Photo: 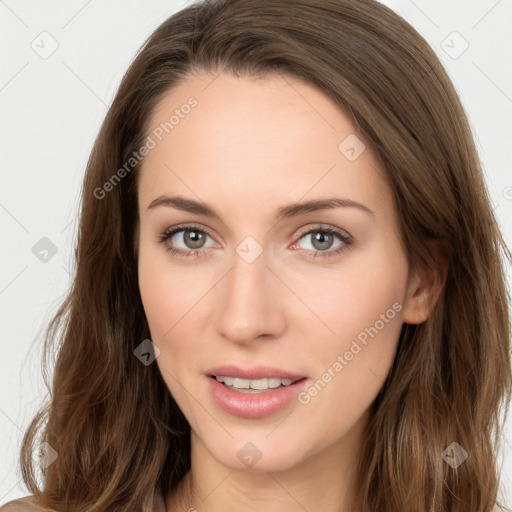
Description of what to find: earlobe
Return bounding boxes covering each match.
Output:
[401,240,450,325]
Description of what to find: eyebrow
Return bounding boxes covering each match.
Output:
[147,195,375,221]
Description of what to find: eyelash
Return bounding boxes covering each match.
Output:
[157,223,353,260]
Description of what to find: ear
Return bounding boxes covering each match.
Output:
[401,240,450,325]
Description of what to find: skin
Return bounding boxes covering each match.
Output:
[137,70,443,512]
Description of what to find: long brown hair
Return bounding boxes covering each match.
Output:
[14,0,511,510]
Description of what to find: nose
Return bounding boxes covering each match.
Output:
[214,245,286,345]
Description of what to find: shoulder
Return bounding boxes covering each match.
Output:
[0,496,52,511]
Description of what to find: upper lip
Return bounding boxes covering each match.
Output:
[206,365,307,381]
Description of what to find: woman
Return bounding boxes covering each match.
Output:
[2,0,510,510]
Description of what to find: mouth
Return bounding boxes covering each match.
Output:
[206,370,310,418]
[209,375,307,394]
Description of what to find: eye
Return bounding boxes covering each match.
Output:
[292,224,353,260]
[157,223,353,260]
[157,223,216,258]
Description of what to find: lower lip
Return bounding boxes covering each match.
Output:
[207,376,308,419]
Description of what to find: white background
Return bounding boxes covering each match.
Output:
[1,0,511,507]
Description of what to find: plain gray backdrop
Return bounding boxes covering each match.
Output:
[1,0,511,507]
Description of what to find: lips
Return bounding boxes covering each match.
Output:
[207,373,309,418]
[205,364,307,381]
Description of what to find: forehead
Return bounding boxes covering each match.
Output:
[138,70,390,218]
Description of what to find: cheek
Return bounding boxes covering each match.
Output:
[137,243,218,392]
[137,250,197,401]
[138,251,171,334]
[138,237,204,337]
[137,243,211,424]
[294,239,407,420]
[292,237,408,354]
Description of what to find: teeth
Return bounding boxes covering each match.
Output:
[215,376,296,390]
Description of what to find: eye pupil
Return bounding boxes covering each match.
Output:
[312,231,333,251]
[184,230,205,249]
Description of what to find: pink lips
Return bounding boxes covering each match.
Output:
[205,365,308,419]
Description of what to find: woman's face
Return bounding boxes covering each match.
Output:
[137,70,420,473]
